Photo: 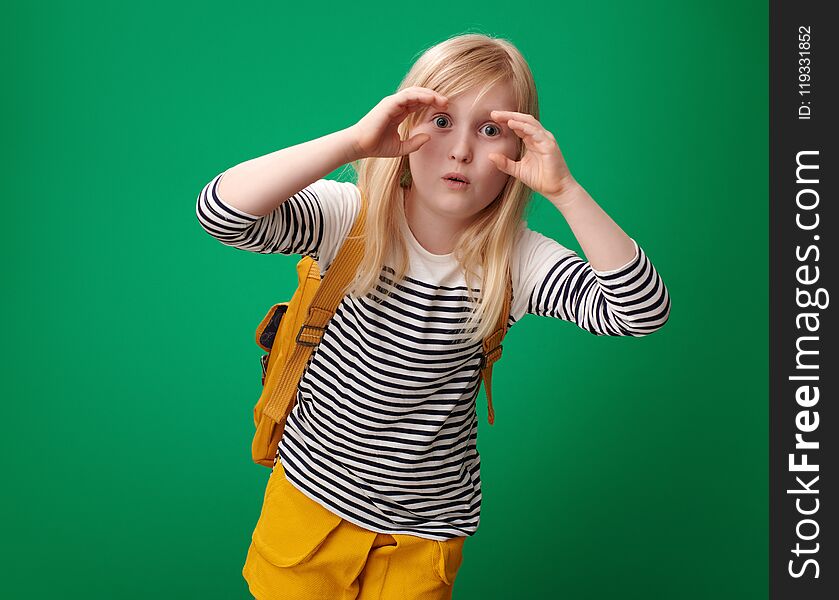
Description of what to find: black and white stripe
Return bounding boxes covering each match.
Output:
[527,239,671,336]
[279,272,487,539]
[197,171,671,540]
[195,171,323,258]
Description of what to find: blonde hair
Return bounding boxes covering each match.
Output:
[345,32,539,345]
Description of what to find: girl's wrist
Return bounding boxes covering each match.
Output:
[342,125,365,163]
[545,178,584,210]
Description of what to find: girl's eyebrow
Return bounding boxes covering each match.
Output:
[432,108,512,121]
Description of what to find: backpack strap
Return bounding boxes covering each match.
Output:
[263,186,512,428]
[480,267,512,425]
[261,191,368,424]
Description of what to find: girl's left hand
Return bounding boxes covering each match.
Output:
[488,111,578,202]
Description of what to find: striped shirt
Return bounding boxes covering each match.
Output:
[196,172,670,540]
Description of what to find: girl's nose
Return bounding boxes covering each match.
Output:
[447,128,473,163]
[449,143,472,163]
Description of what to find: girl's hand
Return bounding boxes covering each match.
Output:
[349,87,449,159]
[487,111,579,202]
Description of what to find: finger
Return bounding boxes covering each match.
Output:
[392,95,447,121]
[407,86,448,102]
[488,152,516,176]
[506,119,539,137]
[508,119,554,149]
[414,87,449,105]
[394,96,435,113]
[398,90,448,107]
[400,133,430,155]
[404,99,443,112]
[490,110,538,124]
[400,102,437,122]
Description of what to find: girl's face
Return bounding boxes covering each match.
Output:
[406,83,520,224]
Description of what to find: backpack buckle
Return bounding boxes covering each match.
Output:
[479,344,503,370]
[296,324,326,347]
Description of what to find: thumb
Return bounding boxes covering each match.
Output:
[488,153,511,175]
[400,133,430,155]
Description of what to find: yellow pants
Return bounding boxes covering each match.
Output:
[242,458,466,600]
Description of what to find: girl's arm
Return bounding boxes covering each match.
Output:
[544,183,638,272]
[198,89,449,257]
[488,109,647,272]
[216,86,450,216]
[518,231,670,337]
[195,174,360,259]
[216,126,362,217]
[490,110,670,336]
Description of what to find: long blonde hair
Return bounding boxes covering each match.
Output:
[344,32,539,345]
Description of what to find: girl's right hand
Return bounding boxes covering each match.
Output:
[349,87,449,160]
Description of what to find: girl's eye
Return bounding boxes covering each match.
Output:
[432,115,502,137]
[482,124,501,137]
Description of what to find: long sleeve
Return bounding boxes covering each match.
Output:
[195,172,361,270]
[512,227,670,336]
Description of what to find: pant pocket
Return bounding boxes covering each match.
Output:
[432,537,466,585]
[251,459,343,567]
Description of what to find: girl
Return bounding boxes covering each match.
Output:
[197,33,670,600]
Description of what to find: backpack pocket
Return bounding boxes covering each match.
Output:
[251,460,343,567]
[256,303,289,385]
[432,536,466,585]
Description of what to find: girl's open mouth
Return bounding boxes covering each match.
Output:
[442,177,470,190]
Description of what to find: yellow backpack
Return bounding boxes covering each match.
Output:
[251,190,512,468]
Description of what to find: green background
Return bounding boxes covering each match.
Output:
[4,0,766,598]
